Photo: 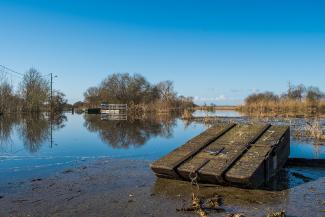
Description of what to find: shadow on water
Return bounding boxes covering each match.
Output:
[0,113,67,153]
[264,165,325,191]
[83,113,178,149]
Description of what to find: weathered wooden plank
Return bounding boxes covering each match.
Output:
[150,123,236,178]
[177,124,271,183]
[225,126,290,187]
[150,123,290,188]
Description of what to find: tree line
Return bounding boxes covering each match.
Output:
[242,83,325,116]
[0,68,68,114]
[82,73,194,113]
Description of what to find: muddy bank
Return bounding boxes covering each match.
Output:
[0,158,325,217]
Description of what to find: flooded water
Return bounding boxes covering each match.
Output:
[0,113,208,184]
[0,111,325,185]
[192,109,243,117]
[1,111,325,217]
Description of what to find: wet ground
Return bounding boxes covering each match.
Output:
[1,112,325,216]
[0,158,325,217]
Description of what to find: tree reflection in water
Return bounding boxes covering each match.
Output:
[0,113,67,153]
[0,115,20,149]
[84,113,178,149]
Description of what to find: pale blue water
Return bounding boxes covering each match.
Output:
[0,113,206,183]
[192,110,243,117]
[290,139,325,159]
[0,112,324,184]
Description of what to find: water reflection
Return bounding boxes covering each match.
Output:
[84,114,177,149]
[1,112,325,159]
[0,111,325,196]
[0,115,20,148]
[0,113,67,153]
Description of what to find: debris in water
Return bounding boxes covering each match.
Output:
[291,172,313,183]
[227,214,246,217]
[191,193,208,217]
[177,193,224,217]
[63,169,74,174]
[266,211,286,217]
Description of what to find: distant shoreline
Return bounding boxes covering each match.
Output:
[194,105,239,110]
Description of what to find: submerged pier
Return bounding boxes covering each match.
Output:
[151,123,290,188]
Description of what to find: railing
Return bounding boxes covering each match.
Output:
[101,104,127,110]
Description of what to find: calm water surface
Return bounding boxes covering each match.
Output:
[192,109,242,117]
[0,111,324,184]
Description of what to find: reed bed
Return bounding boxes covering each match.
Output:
[294,119,325,141]
[240,99,325,118]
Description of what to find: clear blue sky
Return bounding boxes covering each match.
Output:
[0,0,324,105]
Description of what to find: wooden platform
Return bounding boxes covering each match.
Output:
[150,123,290,188]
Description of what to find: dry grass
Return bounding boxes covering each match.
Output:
[181,109,193,119]
[295,119,325,141]
[241,99,325,117]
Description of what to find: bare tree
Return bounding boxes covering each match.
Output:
[52,90,68,112]
[19,68,50,112]
[306,86,324,103]
[0,73,17,114]
[84,86,101,107]
[245,91,279,104]
[286,82,306,101]
[156,80,176,103]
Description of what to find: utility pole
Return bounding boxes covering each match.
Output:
[50,73,53,112]
[50,73,53,148]
[49,72,56,148]
[50,73,57,111]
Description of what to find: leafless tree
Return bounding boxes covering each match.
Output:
[285,82,306,101]
[19,68,50,112]
[156,80,177,103]
[0,73,19,114]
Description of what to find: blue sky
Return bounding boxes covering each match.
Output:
[0,0,325,105]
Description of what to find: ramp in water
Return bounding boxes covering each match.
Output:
[150,123,290,188]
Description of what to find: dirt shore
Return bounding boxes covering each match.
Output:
[0,158,325,217]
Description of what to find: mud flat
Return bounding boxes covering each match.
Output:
[0,158,325,217]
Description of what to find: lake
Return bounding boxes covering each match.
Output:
[0,111,325,185]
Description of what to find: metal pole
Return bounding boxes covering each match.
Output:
[50,73,53,112]
[50,73,54,147]
[50,117,53,148]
